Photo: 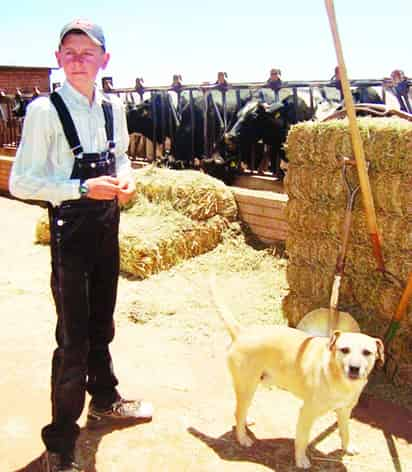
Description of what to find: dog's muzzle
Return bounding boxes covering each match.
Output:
[347,365,361,380]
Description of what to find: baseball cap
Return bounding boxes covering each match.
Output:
[59,19,106,50]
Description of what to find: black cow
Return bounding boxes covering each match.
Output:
[175,88,256,183]
[173,90,224,165]
[126,91,181,167]
[224,93,313,178]
[12,89,41,118]
[352,86,384,105]
[126,92,180,145]
[314,85,385,120]
[175,89,252,166]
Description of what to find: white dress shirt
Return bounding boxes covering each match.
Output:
[9,81,132,207]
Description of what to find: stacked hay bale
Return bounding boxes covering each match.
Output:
[35,166,238,279]
[119,167,238,277]
[283,117,412,383]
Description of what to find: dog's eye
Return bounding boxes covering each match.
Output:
[340,347,350,354]
[362,349,372,356]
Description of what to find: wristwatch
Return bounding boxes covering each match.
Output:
[79,181,89,199]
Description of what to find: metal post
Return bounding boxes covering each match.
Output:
[189,90,195,161]
[292,87,298,122]
[151,92,157,159]
[202,88,209,158]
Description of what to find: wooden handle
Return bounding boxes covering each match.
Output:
[324,0,385,272]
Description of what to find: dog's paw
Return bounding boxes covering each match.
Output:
[237,433,254,447]
[344,443,360,456]
[296,454,311,469]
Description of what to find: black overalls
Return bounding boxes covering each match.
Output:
[42,92,122,454]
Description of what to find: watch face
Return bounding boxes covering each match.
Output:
[80,183,89,196]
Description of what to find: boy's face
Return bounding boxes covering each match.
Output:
[55,33,110,91]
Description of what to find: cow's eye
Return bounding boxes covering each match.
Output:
[362,349,372,356]
[340,347,350,354]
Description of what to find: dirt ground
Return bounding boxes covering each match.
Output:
[0,196,411,472]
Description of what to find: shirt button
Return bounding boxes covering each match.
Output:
[91,162,96,168]
[57,219,64,226]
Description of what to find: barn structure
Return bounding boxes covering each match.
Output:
[0,65,54,94]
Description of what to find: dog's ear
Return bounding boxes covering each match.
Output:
[329,330,342,350]
[375,338,385,367]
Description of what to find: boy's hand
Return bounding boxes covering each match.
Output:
[85,176,120,200]
[117,177,136,204]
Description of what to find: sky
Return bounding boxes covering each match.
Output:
[1,0,411,89]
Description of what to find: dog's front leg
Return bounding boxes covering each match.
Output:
[336,407,359,455]
[295,405,317,469]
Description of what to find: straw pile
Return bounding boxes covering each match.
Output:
[132,166,238,221]
[35,211,50,245]
[283,117,412,383]
[35,167,239,279]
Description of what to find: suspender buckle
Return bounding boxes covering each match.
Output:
[71,144,84,157]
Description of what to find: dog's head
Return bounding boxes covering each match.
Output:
[329,331,384,381]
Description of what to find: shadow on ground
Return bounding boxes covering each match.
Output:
[13,419,149,472]
[188,424,348,472]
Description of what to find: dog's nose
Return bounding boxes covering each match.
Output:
[348,365,360,378]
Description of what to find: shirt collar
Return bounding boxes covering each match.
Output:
[61,80,104,108]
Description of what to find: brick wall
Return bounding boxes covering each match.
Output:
[0,66,52,94]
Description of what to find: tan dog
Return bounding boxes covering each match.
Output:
[211,281,384,469]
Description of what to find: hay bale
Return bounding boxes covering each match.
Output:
[286,117,412,174]
[35,212,50,245]
[284,117,412,382]
[119,195,229,278]
[132,166,238,221]
[120,211,228,279]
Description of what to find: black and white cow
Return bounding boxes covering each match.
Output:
[12,89,42,118]
[223,92,313,178]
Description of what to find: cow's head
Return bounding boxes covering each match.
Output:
[224,100,284,152]
[126,92,180,143]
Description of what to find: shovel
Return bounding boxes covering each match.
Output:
[297,158,364,336]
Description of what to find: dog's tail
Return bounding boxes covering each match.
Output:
[209,273,240,341]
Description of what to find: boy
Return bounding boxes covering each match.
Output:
[9,19,153,472]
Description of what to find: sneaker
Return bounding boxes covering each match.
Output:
[86,398,153,429]
[42,451,80,472]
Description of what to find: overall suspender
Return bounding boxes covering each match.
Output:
[50,92,115,157]
[49,92,117,188]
